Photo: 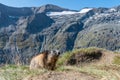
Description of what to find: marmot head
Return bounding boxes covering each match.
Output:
[46,50,59,61]
[47,50,60,61]
[46,50,61,70]
[50,50,60,56]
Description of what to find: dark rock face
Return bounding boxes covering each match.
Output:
[26,13,54,34]
[0,3,120,64]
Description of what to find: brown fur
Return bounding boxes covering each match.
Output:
[30,50,60,70]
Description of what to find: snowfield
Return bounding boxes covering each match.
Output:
[79,8,93,13]
[47,8,93,16]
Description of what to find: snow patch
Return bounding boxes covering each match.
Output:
[109,8,116,12]
[47,8,93,16]
[47,11,78,16]
[79,8,92,13]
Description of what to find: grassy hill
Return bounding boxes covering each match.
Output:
[0,47,120,80]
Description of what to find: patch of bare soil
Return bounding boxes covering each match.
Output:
[23,71,99,80]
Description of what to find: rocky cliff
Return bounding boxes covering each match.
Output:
[0,3,120,64]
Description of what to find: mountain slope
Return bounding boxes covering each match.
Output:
[0,3,120,64]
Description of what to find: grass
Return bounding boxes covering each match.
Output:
[78,65,108,78]
[56,47,120,80]
[57,51,73,66]
[113,56,120,65]
[114,51,120,54]
[0,47,120,80]
[56,64,120,80]
[57,47,104,66]
[1,64,119,80]
[79,65,120,80]
[0,65,48,80]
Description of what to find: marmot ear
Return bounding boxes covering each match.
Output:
[55,50,60,55]
[50,50,54,55]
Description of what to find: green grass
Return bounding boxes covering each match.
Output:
[57,47,104,66]
[0,47,120,80]
[78,65,120,80]
[0,65,48,80]
[113,56,120,65]
[56,65,120,80]
[73,47,104,54]
[114,51,120,54]
[56,47,120,80]
[57,51,73,66]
